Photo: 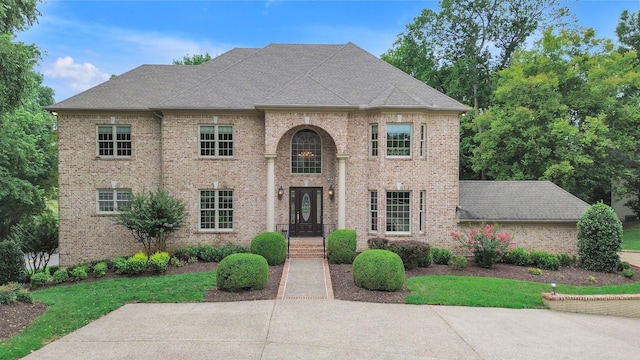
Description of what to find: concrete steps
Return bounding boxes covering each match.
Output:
[288,237,325,259]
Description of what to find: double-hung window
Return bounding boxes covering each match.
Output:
[97,125,131,157]
[369,190,378,232]
[200,190,234,230]
[420,124,426,159]
[97,189,131,213]
[369,124,379,157]
[419,191,425,233]
[386,124,411,157]
[200,125,233,157]
[386,191,410,233]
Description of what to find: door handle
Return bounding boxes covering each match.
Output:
[296,212,300,222]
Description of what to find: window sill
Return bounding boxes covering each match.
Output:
[198,157,235,161]
[385,232,412,237]
[92,213,119,217]
[385,156,412,160]
[95,156,132,161]
[197,229,234,233]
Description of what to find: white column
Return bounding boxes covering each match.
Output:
[265,154,276,232]
[337,155,347,229]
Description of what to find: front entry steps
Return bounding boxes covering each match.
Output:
[287,237,325,259]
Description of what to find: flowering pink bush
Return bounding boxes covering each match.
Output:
[450,224,515,269]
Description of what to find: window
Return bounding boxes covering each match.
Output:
[419,191,425,233]
[200,190,233,230]
[386,124,411,157]
[97,189,131,213]
[97,125,131,157]
[291,129,321,173]
[369,191,378,232]
[386,191,410,233]
[369,124,378,157]
[420,124,426,158]
[200,125,233,157]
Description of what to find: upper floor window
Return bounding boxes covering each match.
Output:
[386,191,410,233]
[386,124,411,157]
[200,189,234,230]
[291,129,321,173]
[97,125,131,157]
[420,124,426,159]
[370,124,378,157]
[200,125,233,157]
[97,189,131,213]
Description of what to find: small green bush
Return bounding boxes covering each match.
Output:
[170,257,185,267]
[431,247,452,265]
[93,262,108,278]
[386,240,430,270]
[0,240,28,285]
[0,282,21,304]
[16,288,33,303]
[528,267,543,276]
[148,252,170,273]
[126,252,148,275]
[173,247,193,261]
[327,229,357,264]
[577,202,623,272]
[48,265,60,274]
[448,255,468,269]
[250,232,287,266]
[418,251,433,267]
[52,269,69,284]
[557,253,577,267]
[219,245,249,260]
[352,250,405,292]
[187,256,198,264]
[216,253,269,292]
[30,272,50,288]
[622,269,634,278]
[530,251,560,271]
[367,237,389,250]
[197,244,219,262]
[113,257,128,274]
[502,247,533,266]
[618,261,631,271]
[70,266,88,281]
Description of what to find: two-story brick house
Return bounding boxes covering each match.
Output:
[47,43,588,266]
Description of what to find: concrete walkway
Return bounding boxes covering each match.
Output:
[620,250,640,268]
[22,256,640,359]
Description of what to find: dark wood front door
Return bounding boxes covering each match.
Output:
[289,187,323,237]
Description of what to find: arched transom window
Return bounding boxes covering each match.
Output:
[291,129,322,173]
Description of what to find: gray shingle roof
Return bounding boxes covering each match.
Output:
[47,42,469,112]
[458,181,590,222]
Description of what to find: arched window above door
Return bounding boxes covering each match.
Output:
[291,129,321,173]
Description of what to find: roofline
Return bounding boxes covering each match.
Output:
[457,218,580,223]
[254,104,470,112]
[45,106,154,112]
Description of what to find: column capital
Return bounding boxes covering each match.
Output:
[264,153,277,159]
[337,154,349,160]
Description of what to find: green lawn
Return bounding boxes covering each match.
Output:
[622,228,640,250]
[0,271,216,360]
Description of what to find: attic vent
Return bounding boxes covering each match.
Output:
[397,115,402,122]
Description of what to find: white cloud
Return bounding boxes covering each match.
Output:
[44,56,110,92]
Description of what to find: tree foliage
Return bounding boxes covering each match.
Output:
[616,9,640,53]
[577,202,622,273]
[472,28,640,203]
[115,189,187,255]
[0,0,41,33]
[7,210,58,273]
[173,52,213,65]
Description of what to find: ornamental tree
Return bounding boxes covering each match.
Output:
[577,202,622,273]
[115,189,187,255]
[451,224,515,268]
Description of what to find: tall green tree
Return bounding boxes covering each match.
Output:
[173,52,213,65]
[616,9,640,53]
[473,28,640,203]
[381,0,572,179]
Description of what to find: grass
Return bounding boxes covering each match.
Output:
[406,275,640,309]
[622,228,640,250]
[0,271,216,360]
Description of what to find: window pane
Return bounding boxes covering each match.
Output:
[370,124,378,157]
[386,124,411,157]
[116,190,131,210]
[218,126,233,157]
[292,130,321,173]
[386,191,410,232]
[200,126,216,156]
[98,126,114,156]
[370,191,378,232]
[98,191,114,212]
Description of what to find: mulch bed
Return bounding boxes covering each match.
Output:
[2,259,637,341]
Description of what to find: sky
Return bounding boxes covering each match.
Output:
[15,0,640,102]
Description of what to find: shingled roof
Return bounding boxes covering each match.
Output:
[458,181,590,222]
[47,42,469,112]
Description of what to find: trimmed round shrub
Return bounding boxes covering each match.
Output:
[113,257,128,274]
[52,269,69,284]
[216,253,269,292]
[93,262,108,278]
[387,240,430,270]
[577,202,623,273]
[352,249,405,292]
[126,252,149,275]
[30,272,50,288]
[0,240,28,285]
[530,251,560,271]
[250,232,286,266]
[148,252,170,273]
[327,229,357,264]
[431,247,452,265]
[502,247,533,266]
[70,266,88,281]
[418,250,433,267]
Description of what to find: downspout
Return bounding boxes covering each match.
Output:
[153,111,164,188]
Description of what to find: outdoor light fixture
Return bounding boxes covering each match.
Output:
[550,280,557,295]
[277,185,284,200]
[328,185,335,200]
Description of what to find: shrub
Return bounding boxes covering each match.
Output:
[448,255,468,269]
[418,250,433,267]
[48,265,60,274]
[70,266,88,281]
[169,256,185,267]
[173,247,193,261]
[148,252,170,273]
[451,224,514,269]
[327,229,357,264]
[216,253,269,292]
[30,272,50,288]
[16,289,33,303]
[528,268,543,276]
[250,232,287,265]
[219,245,249,260]
[352,250,405,292]
[196,244,219,262]
[93,262,108,278]
[0,240,28,285]
[386,240,430,270]
[7,210,58,274]
[577,202,623,273]
[502,247,533,266]
[622,269,634,278]
[0,282,21,305]
[431,247,452,265]
[126,252,148,275]
[530,251,560,271]
[187,256,198,264]
[367,237,389,250]
[52,269,69,284]
[113,257,128,274]
[557,253,577,267]
[618,261,631,271]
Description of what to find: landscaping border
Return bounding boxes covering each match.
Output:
[542,293,640,318]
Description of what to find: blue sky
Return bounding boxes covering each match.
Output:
[16,0,640,102]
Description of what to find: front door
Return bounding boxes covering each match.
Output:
[289,187,323,237]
